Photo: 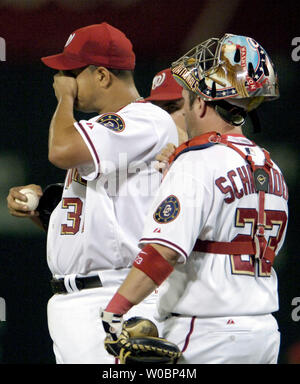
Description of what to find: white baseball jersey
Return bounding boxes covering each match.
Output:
[47,101,178,276]
[140,133,288,319]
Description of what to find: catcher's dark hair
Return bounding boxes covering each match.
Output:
[188,90,198,107]
[188,90,215,110]
[187,89,249,127]
[152,99,184,114]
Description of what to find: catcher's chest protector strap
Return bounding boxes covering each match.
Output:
[168,132,275,266]
[168,131,218,165]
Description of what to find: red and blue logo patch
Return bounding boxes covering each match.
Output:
[153,195,180,224]
[97,113,125,132]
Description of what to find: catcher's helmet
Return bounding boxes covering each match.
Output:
[171,34,279,125]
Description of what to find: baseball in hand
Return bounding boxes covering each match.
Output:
[15,188,40,211]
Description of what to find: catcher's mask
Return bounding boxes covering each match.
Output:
[171,34,279,128]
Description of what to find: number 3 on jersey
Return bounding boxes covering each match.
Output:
[230,208,287,277]
[61,197,83,235]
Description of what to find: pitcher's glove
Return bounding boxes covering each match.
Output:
[101,312,182,364]
[36,183,64,231]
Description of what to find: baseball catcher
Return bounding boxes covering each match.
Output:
[99,33,288,364]
[101,314,182,364]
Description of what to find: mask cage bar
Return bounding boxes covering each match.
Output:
[171,36,226,79]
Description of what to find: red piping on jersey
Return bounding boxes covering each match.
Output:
[140,238,188,260]
[77,123,101,178]
[182,316,196,353]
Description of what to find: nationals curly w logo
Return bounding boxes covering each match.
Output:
[152,72,166,89]
[65,33,75,47]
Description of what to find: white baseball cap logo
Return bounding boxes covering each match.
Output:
[152,72,166,90]
[65,33,76,47]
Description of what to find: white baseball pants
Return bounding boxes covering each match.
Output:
[161,313,280,364]
[47,268,159,364]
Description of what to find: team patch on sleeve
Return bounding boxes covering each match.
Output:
[153,195,180,224]
[96,113,125,132]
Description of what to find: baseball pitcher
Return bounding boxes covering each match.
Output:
[7,23,178,363]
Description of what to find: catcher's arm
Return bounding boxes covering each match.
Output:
[111,244,179,312]
[102,244,179,338]
[101,244,181,363]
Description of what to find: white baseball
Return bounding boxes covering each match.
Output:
[15,188,40,211]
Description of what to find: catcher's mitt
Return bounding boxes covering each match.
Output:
[36,183,64,231]
[104,316,182,364]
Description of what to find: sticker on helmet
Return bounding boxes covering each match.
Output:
[171,33,279,110]
[97,113,125,132]
[153,195,180,224]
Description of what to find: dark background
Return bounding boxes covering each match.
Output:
[0,0,299,364]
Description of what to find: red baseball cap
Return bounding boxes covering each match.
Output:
[41,23,135,70]
[145,68,183,101]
